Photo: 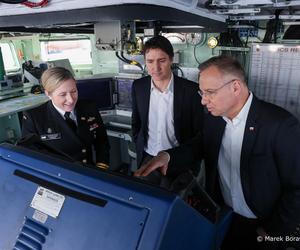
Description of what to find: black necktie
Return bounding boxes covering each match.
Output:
[64,112,77,132]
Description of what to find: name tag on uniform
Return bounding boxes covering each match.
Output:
[40,133,61,141]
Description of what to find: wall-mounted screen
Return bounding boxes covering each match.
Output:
[116,78,134,110]
[76,77,114,110]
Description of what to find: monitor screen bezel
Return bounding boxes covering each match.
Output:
[76,77,115,111]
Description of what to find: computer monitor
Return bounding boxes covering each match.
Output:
[116,78,134,110]
[76,77,114,110]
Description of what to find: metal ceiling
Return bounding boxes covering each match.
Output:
[0,0,299,34]
[0,3,227,33]
[206,0,300,21]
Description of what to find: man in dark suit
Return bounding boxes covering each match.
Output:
[22,67,110,169]
[131,35,203,177]
[135,55,300,250]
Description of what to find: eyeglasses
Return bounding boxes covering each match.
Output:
[198,79,236,98]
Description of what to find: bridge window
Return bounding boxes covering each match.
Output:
[40,39,92,67]
[0,43,21,72]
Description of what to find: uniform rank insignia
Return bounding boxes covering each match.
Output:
[87,117,95,122]
[89,123,99,131]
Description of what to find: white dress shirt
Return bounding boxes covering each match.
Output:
[145,74,179,156]
[52,101,77,125]
[218,92,256,218]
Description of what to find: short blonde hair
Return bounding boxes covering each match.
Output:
[41,67,74,93]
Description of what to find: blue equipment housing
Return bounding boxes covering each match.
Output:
[0,143,232,250]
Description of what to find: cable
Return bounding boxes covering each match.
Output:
[263,9,283,43]
[22,0,48,8]
[115,51,143,72]
[120,51,143,71]
[115,51,126,63]
[164,33,186,42]
[0,0,26,3]
[0,0,48,7]
[273,9,282,43]
[193,45,201,66]
[120,51,134,64]
[245,29,249,47]
[172,64,184,78]
[197,32,207,47]
[192,33,207,66]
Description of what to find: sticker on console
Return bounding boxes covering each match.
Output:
[30,186,65,218]
[32,209,48,224]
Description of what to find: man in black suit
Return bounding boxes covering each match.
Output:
[131,35,203,177]
[135,55,300,250]
[22,67,110,169]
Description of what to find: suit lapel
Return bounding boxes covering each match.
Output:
[141,77,151,138]
[205,114,226,194]
[47,102,64,130]
[173,75,183,142]
[240,96,260,176]
[207,115,226,164]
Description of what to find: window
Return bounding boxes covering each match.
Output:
[40,39,92,66]
[0,43,21,72]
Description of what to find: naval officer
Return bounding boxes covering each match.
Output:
[22,67,110,169]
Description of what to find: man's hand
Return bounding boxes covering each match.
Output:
[134,151,170,177]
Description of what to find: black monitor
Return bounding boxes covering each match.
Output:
[283,25,300,40]
[1,81,8,87]
[76,77,114,110]
[116,78,134,110]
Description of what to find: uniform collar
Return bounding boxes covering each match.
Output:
[51,101,76,120]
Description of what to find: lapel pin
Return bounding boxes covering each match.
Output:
[81,117,86,121]
[249,126,255,131]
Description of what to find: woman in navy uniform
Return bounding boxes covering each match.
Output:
[22,67,110,169]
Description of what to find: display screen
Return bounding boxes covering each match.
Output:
[76,78,114,110]
[117,78,133,110]
[1,81,8,87]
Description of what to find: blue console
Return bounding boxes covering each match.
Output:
[0,143,232,250]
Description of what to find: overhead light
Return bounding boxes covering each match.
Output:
[227,25,257,28]
[281,15,300,20]
[283,21,300,25]
[230,15,275,21]
[162,25,204,29]
[216,8,261,15]
[207,37,218,48]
